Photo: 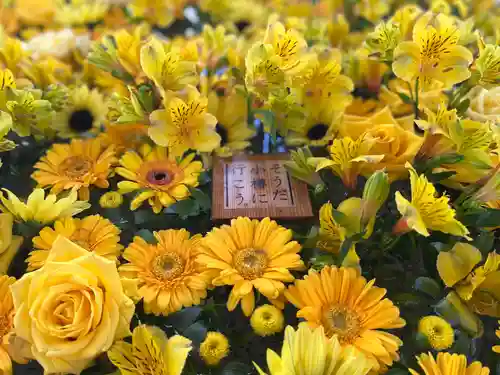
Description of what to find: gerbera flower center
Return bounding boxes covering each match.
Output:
[58,156,92,178]
[235,20,251,32]
[216,123,229,146]
[234,248,268,280]
[152,252,184,280]
[69,109,94,133]
[322,305,361,343]
[307,123,329,141]
[146,169,173,185]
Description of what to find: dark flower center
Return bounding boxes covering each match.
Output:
[307,123,329,141]
[69,109,94,133]
[216,123,229,146]
[235,20,251,32]
[146,170,172,185]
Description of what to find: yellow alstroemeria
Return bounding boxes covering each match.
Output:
[148,87,220,156]
[394,163,470,238]
[437,243,482,288]
[365,21,402,62]
[309,135,384,189]
[475,42,500,88]
[393,12,473,90]
[140,37,197,93]
[113,25,148,78]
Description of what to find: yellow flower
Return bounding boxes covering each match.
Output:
[24,29,79,61]
[108,324,192,375]
[355,0,390,24]
[418,316,454,351]
[113,26,148,79]
[9,236,135,374]
[437,243,482,288]
[394,163,470,238]
[14,0,55,26]
[493,321,500,353]
[116,144,203,213]
[365,22,401,61]
[0,213,22,274]
[128,0,186,28]
[466,86,500,123]
[99,191,123,208]
[198,217,304,316]
[99,123,149,154]
[54,0,109,26]
[27,215,123,271]
[475,43,500,88]
[32,138,116,201]
[285,266,405,373]
[309,135,384,189]
[54,85,108,137]
[21,57,73,89]
[393,13,473,90]
[409,352,490,375]
[199,332,230,367]
[140,37,197,92]
[254,323,372,375]
[283,147,324,188]
[207,88,254,157]
[0,188,90,225]
[120,229,210,315]
[338,107,423,181]
[250,305,285,337]
[0,275,16,375]
[148,88,220,156]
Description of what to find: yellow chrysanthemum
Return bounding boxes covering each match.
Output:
[493,321,500,353]
[119,229,210,315]
[0,213,23,275]
[198,217,304,316]
[99,191,123,209]
[199,332,230,367]
[0,275,16,375]
[418,316,454,351]
[409,352,490,375]
[207,88,254,157]
[254,323,372,375]
[393,12,473,90]
[394,163,470,238]
[0,188,90,225]
[148,88,220,156]
[250,305,285,337]
[285,266,406,372]
[108,324,192,375]
[116,144,203,214]
[32,138,116,201]
[27,215,123,271]
[54,85,108,137]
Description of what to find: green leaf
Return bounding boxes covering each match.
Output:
[335,236,355,266]
[472,231,495,255]
[462,208,500,227]
[455,98,470,116]
[170,199,199,219]
[221,362,253,375]
[182,322,207,345]
[426,153,464,169]
[165,307,202,332]
[428,171,456,182]
[398,92,412,104]
[189,187,211,211]
[385,369,410,375]
[134,229,156,244]
[415,277,442,299]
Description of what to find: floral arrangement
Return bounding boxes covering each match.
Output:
[0,0,499,374]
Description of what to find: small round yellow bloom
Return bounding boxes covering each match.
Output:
[250,305,285,337]
[99,191,124,209]
[199,332,230,367]
[418,316,454,351]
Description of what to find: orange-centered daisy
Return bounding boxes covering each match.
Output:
[198,217,304,316]
[285,266,406,373]
[32,138,116,201]
[116,144,203,213]
[119,229,211,315]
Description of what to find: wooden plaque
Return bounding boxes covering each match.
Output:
[212,154,313,220]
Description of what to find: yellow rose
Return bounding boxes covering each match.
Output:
[339,107,423,180]
[10,236,135,374]
[0,213,23,275]
[466,86,500,124]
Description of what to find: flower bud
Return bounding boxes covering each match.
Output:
[361,170,389,225]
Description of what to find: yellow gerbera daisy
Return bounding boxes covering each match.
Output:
[99,123,149,154]
[394,163,470,238]
[148,87,220,157]
[53,85,108,137]
[199,331,230,366]
[0,275,16,375]
[32,138,116,201]
[0,188,90,225]
[207,88,254,157]
[108,324,192,375]
[119,229,210,315]
[418,316,454,351]
[116,144,203,214]
[409,352,490,375]
[27,215,123,271]
[254,323,372,375]
[392,12,473,90]
[198,217,304,316]
[285,266,406,372]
